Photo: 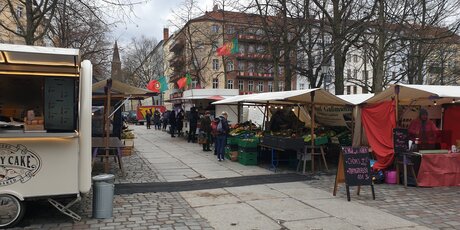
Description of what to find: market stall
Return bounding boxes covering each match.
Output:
[362,84,460,187]
[92,78,156,173]
[214,89,353,173]
[0,43,92,227]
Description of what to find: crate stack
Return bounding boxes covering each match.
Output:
[226,136,240,161]
[238,137,259,165]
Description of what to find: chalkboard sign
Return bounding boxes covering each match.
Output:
[393,128,409,153]
[342,146,372,186]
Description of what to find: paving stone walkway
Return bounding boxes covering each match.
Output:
[306,173,460,230]
[12,150,214,230]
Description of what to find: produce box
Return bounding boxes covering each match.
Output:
[228,144,239,151]
[238,137,259,148]
[238,146,258,153]
[227,136,240,145]
[238,152,257,165]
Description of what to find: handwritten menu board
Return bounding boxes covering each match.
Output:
[393,128,409,153]
[342,146,372,186]
[44,77,76,131]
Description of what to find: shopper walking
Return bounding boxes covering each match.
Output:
[200,111,212,151]
[169,108,177,137]
[177,110,185,137]
[188,107,199,143]
[145,109,152,129]
[215,111,229,161]
[153,109,161,130]
[161,111,169,131]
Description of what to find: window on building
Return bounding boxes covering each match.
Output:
[239,44,245,54]
[346,53,351,61]
[248,80,254,92]
[212,42,218,52]
[278,66,283,75]
[268,81,273,92]
[362,70,368,80]
[248,45,255,53]
[227,61,234,71]
[346,85,351,95]
[353,85,357,94]
[238,61,245,71]
[227,26,235,34]
[213,78,219,88]
[392,71,396,79]
[258,81,264,92]
[278,81,285,91]
[195,42,204,49]
[211,24,219,33]
[16,26,22,34]
[192,80,197,89]
[227,80,234,89]
[347,69,351,80]
[212,59,219,70]
[353,54,358,63]
[299,83,305,90]
[16,6,23,17]
[353,69,358,79]
[248,62,255,72]
[238,80,244,91]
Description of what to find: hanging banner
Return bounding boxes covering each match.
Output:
[314,106,353,128]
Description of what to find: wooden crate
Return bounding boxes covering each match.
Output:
[121,139,134,156]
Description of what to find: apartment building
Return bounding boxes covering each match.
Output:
[0,0,26,44]
[163,7,297,101]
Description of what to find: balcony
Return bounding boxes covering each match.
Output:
[169,56,185,68]
[169,38,185,53]
[238,34,265,42]
[235,53,272,61]
[237,71,274,80]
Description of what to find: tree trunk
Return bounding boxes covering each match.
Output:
[373,0,385,93]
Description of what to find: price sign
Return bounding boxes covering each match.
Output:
[342,146,372,186]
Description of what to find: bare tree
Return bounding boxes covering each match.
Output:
[311,0,378,95]
[48,0,112,77]
[0,0,58,45]
[122,36,161,88]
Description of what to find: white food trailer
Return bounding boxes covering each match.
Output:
[0,44,92,227]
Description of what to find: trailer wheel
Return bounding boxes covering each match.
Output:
[0,194,25,228]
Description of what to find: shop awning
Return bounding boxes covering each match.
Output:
[0,43,80,77]
[364,84,460,105]
[92,79,156,99]
[213,89,351,106]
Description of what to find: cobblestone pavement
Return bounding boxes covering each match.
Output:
[12,151,213,230]
[306,172,460,230]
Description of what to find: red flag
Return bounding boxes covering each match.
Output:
[177,77,187,89]
[147,80,161,92]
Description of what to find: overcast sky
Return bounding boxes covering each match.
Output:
[111,0,214,47]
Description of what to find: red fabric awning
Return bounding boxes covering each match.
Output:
[362,101,396,170]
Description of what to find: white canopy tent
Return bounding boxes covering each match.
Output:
[214,88,351,105]
[364,84,460,106]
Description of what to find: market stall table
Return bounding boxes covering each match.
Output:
[416,152,460,187]
[92,137,124,175]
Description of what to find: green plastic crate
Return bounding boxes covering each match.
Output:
[238,151,258,159]
[227,137,239,145]
[238,153,257,165]
[238,138,259,148]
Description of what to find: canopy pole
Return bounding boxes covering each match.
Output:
[351,105,355,146]
[104,79,112,173]
[237,102,241,123]
[263,102,269,131]
[310,91,316,173]
[395,85,400,127]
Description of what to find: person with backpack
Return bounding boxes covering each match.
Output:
[215,111,229,161]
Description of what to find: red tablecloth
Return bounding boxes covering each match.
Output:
[417,153,460,187]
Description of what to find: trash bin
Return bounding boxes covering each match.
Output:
[92,174,115,219]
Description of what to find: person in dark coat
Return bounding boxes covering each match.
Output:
[161,111,169,131]
[153,109,161,130]
[215,111,229,161]
[188,107,199,143]
[199,111,212,151]
[176,110,185,136]
[169,109,177,137]
[145,109,152,129]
